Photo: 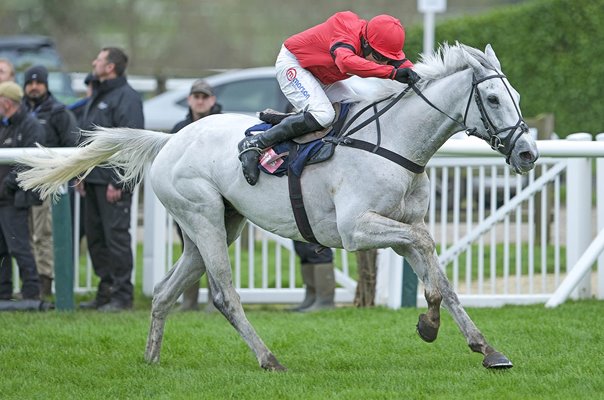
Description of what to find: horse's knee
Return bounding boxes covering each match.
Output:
[413,227,436,255]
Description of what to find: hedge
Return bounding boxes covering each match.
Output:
[403,0,604,137]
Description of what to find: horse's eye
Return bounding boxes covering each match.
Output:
[487,95,499,105]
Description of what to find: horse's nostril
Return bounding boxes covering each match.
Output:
[520,151,535,162]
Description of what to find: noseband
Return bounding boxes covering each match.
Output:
[411,72,529,164]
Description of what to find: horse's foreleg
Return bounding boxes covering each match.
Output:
[145,235,205,364]
[398,238,513,368]
[343,212,512,369]
[432,266,513,368]
[342,212,444,342]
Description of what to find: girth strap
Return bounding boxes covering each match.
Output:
[287,145,323,246]
[324,137,425,174]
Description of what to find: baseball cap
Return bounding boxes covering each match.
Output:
[0,81,24,102]
[24,65,49,86]
[189,79,214,96]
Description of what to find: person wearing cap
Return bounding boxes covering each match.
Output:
[77,47,143,312]
[67,72,98,125]
[22,65,78,299]
[238,11,420,186]
[171,79,222,133]
[0,81,45,301]
[170,79,222,311]
[66,72,98,247]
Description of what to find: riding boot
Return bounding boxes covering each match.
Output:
[180,281,200,311]
[300,263,335,312]
[238,112,323,185]
[288,263,316,312]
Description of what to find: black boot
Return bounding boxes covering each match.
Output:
[79,281,111,310]
[238,112,323,185]
[39,275,53,299]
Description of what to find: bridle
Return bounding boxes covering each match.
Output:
[410,71,529,164]
[327,69,529,173]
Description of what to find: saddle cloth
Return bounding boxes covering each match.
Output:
[244,103,351,177]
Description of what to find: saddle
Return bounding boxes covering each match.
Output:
[245,103,350,177]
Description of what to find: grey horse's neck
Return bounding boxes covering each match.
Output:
[346,68,474,168]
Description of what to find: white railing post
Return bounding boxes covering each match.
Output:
[596,133,604,299]
[565,133,593,299]
[142,170,167,296]
[375,248,403,309]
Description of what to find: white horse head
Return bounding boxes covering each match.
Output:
[409,43,538,173]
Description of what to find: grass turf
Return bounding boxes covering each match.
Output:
[0,300,602,399]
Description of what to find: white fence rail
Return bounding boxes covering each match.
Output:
[3,134,604,307]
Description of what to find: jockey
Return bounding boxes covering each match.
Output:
[238,11,421,185]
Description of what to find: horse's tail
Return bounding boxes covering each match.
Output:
[17,127,172,200]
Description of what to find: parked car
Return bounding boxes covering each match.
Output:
[0,35,76,103]
[143,67,291,131]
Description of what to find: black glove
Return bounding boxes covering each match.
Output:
[2,172,18,196]
[394,68,421,85]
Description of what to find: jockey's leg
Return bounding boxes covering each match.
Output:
[238,111,323,185]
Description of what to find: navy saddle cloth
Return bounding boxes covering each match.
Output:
[244,103,351,177]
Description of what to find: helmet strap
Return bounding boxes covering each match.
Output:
[360,36,372,58]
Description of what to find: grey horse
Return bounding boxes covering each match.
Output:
[18,43,539,371]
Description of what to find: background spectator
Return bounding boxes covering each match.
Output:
[0,58,15,288]
[77,47,144,312]
[22,65,78,299]
[67,72,97,245]
[0,81,45,300]
[171,79,221,312]
[0,58,15,85]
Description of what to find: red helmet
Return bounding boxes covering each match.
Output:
[365,15,406,61]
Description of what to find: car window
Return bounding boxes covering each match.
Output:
[0,48,62,69]
[0,44,75,103]
[214,78,286,113]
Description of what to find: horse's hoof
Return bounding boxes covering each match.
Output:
[416,313,439,343]
[144,350,160,365]
[483,351,513,369]
[261,354,287,372]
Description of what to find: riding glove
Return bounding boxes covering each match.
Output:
[394,68,421,85]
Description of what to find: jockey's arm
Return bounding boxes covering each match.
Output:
[331,45,414,80]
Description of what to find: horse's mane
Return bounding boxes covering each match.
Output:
[344,42,496,106]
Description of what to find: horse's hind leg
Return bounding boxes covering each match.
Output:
[187,198,285,371]
[145,232,205,364]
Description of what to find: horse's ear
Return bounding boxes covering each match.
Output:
[484,44,502,71]
[461,46,487,78]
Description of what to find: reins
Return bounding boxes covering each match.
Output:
[326,70,529,171]
[324,85,426,174]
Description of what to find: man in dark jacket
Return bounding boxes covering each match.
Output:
[22,65,78,298]
[171,79,222,133]
[78,47,144,312]
[0,81,45,300]
[171,79,221,311]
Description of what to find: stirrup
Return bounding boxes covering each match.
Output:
[238,145,263,159]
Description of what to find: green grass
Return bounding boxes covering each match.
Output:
[0,301,602,399]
